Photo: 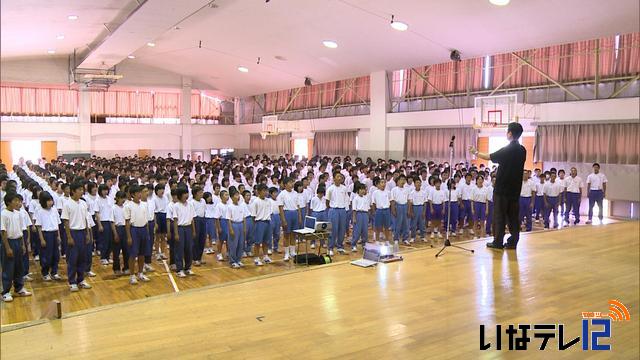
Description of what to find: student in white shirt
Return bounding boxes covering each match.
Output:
[534,176,546,223]
[390,175,410,244]
[140,185,157,272]
[309,186,327,249]
[371,178,392,245]
[203,192,217,256]
[250,184,273,265]
[124,185,151,284]
[429,178,446,239]
[519,170,536,232]
[190,186,207,266]
[326,173,350,255]
[268,187,281,254]
[96,184,115,266]
[165,189,179,270]
[226,188,247,269]
[214,190,230,262]
[471,176,490,238]
[458,173,475,235]
[350,184,370,252]
[16,194,34,282]
[408,178,428,243]
[543,172,564,229]
[61,182,92,292]
[35,192,62,281]
[557,169,567,220]
[277,177,300,261]
[172,187,196,278]
[443,179,462,237]
[83,182,99,278]
[27,185,43,263]
[564,167,583,225]
[153,185,169,261]
[111,191,128,276]
[485,176,495,236]
[586,163,607,224]
[2,193,33,302]
[242,190,255,257]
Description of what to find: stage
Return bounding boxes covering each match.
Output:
[1,221,638,359]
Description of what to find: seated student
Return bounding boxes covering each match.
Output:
[429,178,446,239]
[268,187,281,254]
[111,191,129,276]
[371,178,392,245]
[543,172,564,229]
[408,177,428,243]
[250,184,272,266]
[471,175,490,239]
[35,192,62,281]
[443,179,462,237]
[61,182,93,292]
[2,193,32,302]
[124,185,151,285]
[226,188,246,269]
[213,190,230,262]
[350,183,370,252]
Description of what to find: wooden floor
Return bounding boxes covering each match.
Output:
[0,215,616,326]
[1,220,637,359]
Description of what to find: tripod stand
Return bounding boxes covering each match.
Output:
[435,136,475,258]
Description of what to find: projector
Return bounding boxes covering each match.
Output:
[315,221,332,232]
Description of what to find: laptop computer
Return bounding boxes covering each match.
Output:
[351,243,380,267]
[293,216,317,234]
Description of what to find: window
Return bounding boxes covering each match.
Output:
[488,136,520,167]
[1,115,78,123]
[11,140,41,164]
[104,117,180,124]
[293,138,309,158]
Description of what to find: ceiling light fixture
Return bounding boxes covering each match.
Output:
[390,15,408,31]
[56,34,65,40]
[127,55,136,59]
[47,49,56,54]
[489,0,510,6]
[67,15,78,20]
[238,66,249,73]
[322,40,338,49]
[146,42,156,47]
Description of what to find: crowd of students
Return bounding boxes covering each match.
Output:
[0,154,607,301]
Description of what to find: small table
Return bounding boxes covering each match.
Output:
[293,230,331,266]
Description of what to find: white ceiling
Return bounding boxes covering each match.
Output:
[2,0,639,97]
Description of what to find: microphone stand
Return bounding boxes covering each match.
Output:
[435,136,475,258]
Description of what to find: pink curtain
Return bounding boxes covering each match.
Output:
[534,123,639,164]
[190,94,221,119]
[153,93,180,118]
[405,127,478,162]
[263,76,370,113]
[250,133,291,155]
[313,131,357,156]
[0,86,77,115]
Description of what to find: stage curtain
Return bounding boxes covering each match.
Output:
[313,131,357,156]
[405,127,478,162]
[250,133,291,155]
[534,123,640,164]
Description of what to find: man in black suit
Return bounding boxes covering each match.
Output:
[469,122,526,249]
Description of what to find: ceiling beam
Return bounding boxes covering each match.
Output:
[79,0,212,69]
